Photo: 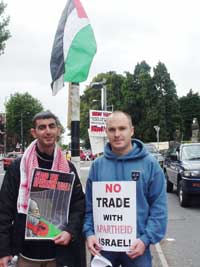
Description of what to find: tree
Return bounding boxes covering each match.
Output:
[132,61,154,141]
[153,62,182,141]
[79,61,183,145]
[5,92,43,151]
[121,61,156,141]
[0,1,11,55]
[80,72,124,148]
[179,89,200,140]
[104,71,125,111]
[80,74,104,148]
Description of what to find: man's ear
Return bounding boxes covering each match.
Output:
[57,126,61,137]
[30,128,37,138]
[131,126,134,137]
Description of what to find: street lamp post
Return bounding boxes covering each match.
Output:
[20,112,30,152]
[20,112,24,152]
[90,79,107,111]
[90,79,109,149]
[92,100,114,112]
[154,125,160,151]
[0,113,6,155]
[4,115,6,155]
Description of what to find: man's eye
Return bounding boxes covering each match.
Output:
[49,124,56,128]
[38,126,45,130]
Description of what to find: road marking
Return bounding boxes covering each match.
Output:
[155,243,169,267]
[81,166,90,170]
[166,238,175,242]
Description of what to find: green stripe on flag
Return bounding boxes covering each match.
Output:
[64,24,97,82]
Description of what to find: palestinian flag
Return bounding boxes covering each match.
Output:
[50,0,97,95]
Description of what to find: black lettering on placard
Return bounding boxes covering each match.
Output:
[103,214,123,221]
[99,238,131,247]
[96,197,130,208]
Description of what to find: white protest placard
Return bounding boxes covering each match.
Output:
[88,129,106,154]
[90,110,112,137]
[93,181,136,252]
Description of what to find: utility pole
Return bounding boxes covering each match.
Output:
[91,79,107,111]
[90,79,108,149]
[0,113,6,155]
[20,112,24,152]
[4,113,6,155]
[154,125,160,151]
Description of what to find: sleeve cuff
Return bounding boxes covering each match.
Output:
[139,235,150,247]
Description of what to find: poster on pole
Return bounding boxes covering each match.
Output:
[90,110,112,137]
[25,168,75,240]
[92,181,136,252]
[88,129,106,155]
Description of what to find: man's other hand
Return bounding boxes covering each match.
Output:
[53,231,72,246]
[86,235,102,256]
[126,239,146,259]
[0,256,12,267]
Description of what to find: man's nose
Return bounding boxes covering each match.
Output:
[45,126,51,132]
[115,129,120,136]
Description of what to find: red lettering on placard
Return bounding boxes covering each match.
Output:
[92,111,102,116]
[105,183,121,193]
[91,125,105,132]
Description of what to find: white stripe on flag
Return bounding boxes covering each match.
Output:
[63,9,89,61]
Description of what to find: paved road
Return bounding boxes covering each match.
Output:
[160,192,200,267]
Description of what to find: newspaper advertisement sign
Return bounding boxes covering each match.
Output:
[93,181,136,252]
[25,168,75,240]
[90,110,112,137]
[88,129,106,154]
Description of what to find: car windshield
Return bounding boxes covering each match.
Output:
[6,152,22,158]
[7,154,15,158]
[181,145,200,160]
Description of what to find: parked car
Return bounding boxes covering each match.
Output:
[164,143,200,207]
[144,143,164,168]
[80,149,87,161]
[80,149,97,161]
[3,152,23,171]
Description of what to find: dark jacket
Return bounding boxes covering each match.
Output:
[0,156,86,267]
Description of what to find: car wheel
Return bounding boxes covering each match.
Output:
[178,180,189,207]
[165,171,173,193]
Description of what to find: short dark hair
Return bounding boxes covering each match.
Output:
[32,110,60,128]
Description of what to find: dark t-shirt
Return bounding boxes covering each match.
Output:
[21,147,56,260]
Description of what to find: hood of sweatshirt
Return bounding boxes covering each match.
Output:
[104,138,148,161]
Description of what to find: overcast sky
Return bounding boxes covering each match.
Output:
[1,0,200,142]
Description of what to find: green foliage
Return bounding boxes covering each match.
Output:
[126,61,155,141]
[179,89,200,140]
[5,92,43,149]
[152,62,183,141]
[80,61,189,146]
[80,72,125,147]
[0,1,11,55]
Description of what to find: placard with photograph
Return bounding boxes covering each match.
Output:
[25,168,75,240]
